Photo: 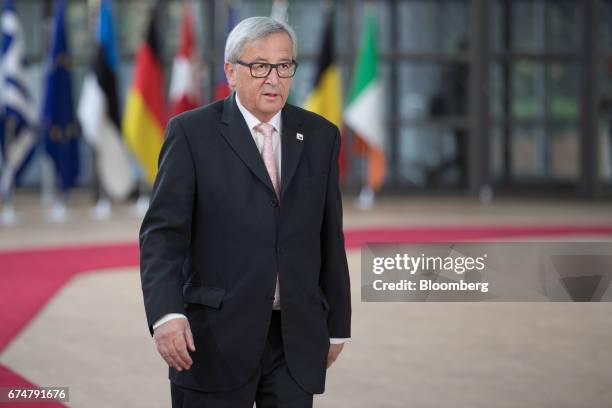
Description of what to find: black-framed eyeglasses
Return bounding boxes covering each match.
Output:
[235,60,298,78]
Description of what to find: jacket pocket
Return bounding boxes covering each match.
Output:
[182,284,225,309]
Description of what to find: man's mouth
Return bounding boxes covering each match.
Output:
[263,92,279,99]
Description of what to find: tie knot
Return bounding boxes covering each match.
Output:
[255,122,275,139]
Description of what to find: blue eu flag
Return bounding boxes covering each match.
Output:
[41,0,80,191]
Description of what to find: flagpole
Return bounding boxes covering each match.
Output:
[0,117,17,225]
[90,148,112,220]
[41,142,68,224]
[357,153,374,210]
[132,179,150,217]
[0,116,16,201]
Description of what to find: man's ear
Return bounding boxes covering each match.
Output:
[224,62,236,89]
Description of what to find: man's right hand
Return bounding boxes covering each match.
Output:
[153,318,196,371]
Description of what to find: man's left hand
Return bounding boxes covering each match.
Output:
[327,343,344,368]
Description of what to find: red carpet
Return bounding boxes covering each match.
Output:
[0,365,64,407]
[0,243,139,352]
[1,224,612,399]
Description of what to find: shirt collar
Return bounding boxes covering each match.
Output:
[235,93,282,133]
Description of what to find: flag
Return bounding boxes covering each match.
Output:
[41,0,80,192]
[303,6,345,178]
[123,4,166,186]
[344,14,386,191]
[169,1,201,117]
[78,0,134,200]
[213,5,237,101]
[0,0,37,198]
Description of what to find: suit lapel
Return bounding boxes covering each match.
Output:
[220,94,277,195]
[280,105,304,198]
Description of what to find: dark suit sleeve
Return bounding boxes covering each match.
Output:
[319,127,351,338]
[140,118,195,335]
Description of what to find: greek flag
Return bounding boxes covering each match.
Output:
[0,0,37,199]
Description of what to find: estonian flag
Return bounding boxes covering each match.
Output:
[78,0,135,201]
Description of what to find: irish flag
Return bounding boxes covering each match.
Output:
[344,14,386,192]
[122,5,166,186]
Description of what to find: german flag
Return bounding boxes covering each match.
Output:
[303,5,345,179]
[123,5,166,186]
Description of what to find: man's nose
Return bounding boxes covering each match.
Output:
[265,67,280,84]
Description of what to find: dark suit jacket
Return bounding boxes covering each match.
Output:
[140,94,351,394]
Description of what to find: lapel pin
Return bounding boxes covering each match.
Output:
[296,133,304,141]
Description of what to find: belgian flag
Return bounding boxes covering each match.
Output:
[123,4,166,186]
[303,5,345,179]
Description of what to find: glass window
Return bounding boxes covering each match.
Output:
[399,62,469,121]
[490,62,506,120]
[398,126,468,187]
[545,1,579,52]
[398,0,469,54]
[512,125,546,179]
[489,1,504,52]
[548,63,579,119]
[599,61,612,183]
[600,0,612,52]
[512,1,578,52]
[549,125,580,180]
[511,62,579,120]
[511,124,579,181]
[512,62,546,119]
[490,125,505,180]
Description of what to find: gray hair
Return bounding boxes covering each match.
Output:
[224,16,297,63]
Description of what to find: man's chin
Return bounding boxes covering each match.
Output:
[259,101,285,115]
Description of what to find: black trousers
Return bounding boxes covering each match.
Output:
[170,311,313,408]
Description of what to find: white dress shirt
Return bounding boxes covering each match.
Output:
[153,94,347,345]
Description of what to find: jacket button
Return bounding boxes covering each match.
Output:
[270,198,279,207]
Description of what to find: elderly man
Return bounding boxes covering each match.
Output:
[140,16,351,407]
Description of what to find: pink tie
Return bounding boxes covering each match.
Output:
[255,122,280,196]
[255,122,281,309]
